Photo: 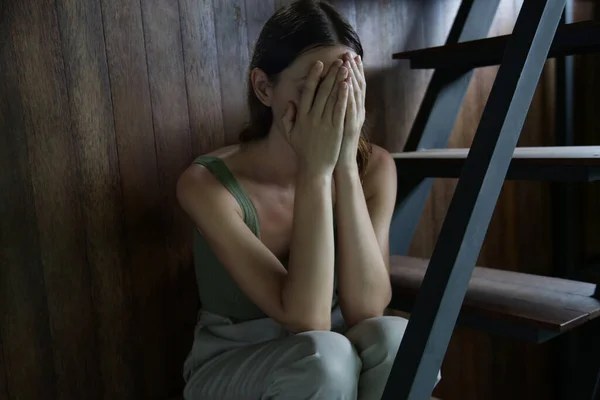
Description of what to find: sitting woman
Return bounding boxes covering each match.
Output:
[178,1,437,398]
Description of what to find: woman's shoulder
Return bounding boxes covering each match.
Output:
[362,144,397,199]
[177,145,245,218]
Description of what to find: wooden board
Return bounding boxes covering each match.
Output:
[393,146,600,181]
[179,0,225,153]
[6,0,103,398]
[394,146,600,164]
[101,0,169,397]
[245,0,275,56]
[393,21,600,69]
[391,256,600,333]
[55,0,137,397]
[140,0,195,393]
[0,337,7,399]
[213,0,250,143]
[0,8,58,397]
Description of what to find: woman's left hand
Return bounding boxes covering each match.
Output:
[337,52,366,171]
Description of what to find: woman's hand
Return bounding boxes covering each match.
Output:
[337,53,366,171]
[281,60,350,177]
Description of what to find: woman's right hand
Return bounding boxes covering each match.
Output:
[281,59,350,177]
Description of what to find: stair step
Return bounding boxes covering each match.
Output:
[390,256,600,342]
[393,21,600,69]
[392,146,600,182]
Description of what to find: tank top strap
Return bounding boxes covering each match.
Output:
[193,155,260,238]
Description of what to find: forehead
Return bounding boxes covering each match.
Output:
[285,45,357,78]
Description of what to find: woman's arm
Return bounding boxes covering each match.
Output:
[334,53,394,326]
[283,171,336,330]
[334,148,395,327]
[177,166,335,332]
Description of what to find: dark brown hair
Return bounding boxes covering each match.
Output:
[240,0,372,177]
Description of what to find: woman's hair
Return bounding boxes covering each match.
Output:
[240,0,372,177]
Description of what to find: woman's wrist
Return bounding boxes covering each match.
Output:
[296,168,334,186]
[334,157,359,177]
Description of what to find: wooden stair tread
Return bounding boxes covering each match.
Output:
[392,146,600,181]
[390,256,600,333]
[393,21,600,69]
[393,146,600,164]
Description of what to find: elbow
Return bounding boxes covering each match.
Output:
[342,289,392,328]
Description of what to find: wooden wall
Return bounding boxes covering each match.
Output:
[0,0,596,399]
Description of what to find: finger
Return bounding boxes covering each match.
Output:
[333,81,349,128]
[345,60,361,102]
[322,65,348,121]
[355,55,364,82]
[345,80,356,127]
[281,102,296,137]
[346,56,361,88]
[298,61,323,116]
[312,59,345,116]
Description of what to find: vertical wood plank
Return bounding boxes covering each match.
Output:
[0,338,7,400]
[140,0,195,394]
[100,0,169,396]
[55,0,137,397]
[355,0,390,147]
[0,15,57,398]
[245,0,275,57]
[6,0,102,398]
[179,0,225,153]
[579,3,600,275]
[213,0,251,143]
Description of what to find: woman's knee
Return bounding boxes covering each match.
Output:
[263,331,360,399]
[346,316,408,358]
[297,330,361,377]
[346,316,441,386]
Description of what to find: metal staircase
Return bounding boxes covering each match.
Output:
[381,0,600,398]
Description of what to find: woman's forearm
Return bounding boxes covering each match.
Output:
[282,171,335,330]
[334,166,391,326]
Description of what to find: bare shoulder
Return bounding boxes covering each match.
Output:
[362,144,397,200]
[176,146,243,223]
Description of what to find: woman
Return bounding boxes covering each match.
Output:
[178,1,436,399]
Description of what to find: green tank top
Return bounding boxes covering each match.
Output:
[192,155,338,322]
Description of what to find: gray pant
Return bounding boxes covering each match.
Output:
[183,315,440,399]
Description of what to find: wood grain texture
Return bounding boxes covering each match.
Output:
[100,0,169,397]
[55,0,137,397]
[179,0,225,154]
[0,6,58,398]
[213,0,251,143]
[8,0,103,398]
[576,2,600,277]
[245,0,275,56]
[140,0,195,393]
[1,0,597,398]
[0,338,7,400]
[391,256,600,332]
